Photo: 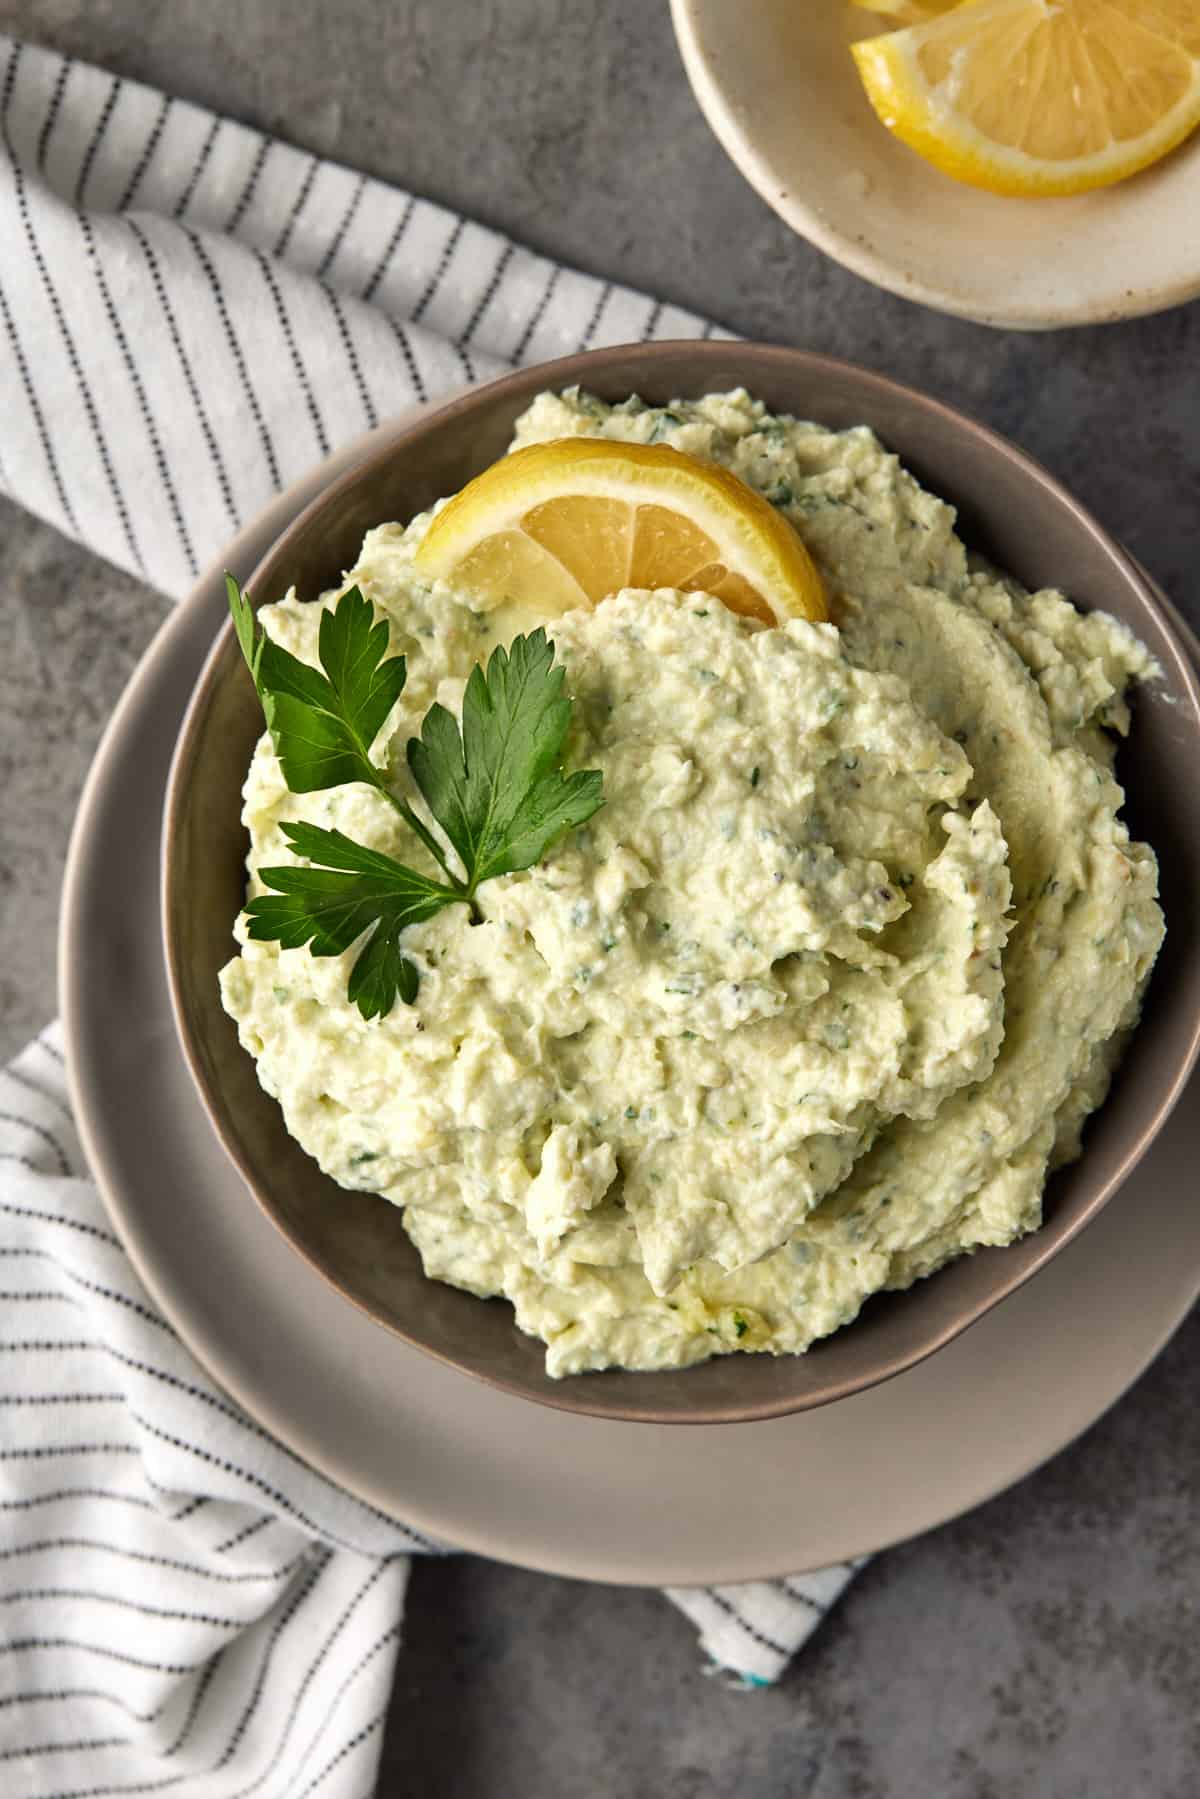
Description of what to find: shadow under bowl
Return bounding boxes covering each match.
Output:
[162,341,1200,1425]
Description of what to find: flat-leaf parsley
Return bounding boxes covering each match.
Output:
[408,624,604,889]
[228,577,603,1019]
[247,822,462,1018]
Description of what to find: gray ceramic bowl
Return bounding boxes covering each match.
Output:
[162,342,1200,1425]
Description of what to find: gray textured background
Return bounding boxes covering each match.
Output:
[1,3,1198,1794]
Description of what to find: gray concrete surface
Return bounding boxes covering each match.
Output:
[1,2,1198,1793]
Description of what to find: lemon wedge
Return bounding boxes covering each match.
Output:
[852,0,961,23]
[851,0,1200,197]
[413,438,827,628]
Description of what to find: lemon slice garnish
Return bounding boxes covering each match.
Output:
[414,438,827,629]
[851,0,1200,197]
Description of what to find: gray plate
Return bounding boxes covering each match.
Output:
[61,418,1200,1584]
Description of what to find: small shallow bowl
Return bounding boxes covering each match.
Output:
[163,341,1200,1425]
[671,0,1200,330]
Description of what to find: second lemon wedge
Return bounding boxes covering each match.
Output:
[852,0,1200,197]
[413,438,827,627]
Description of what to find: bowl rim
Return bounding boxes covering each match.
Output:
[161,339,1200,1424]
[669,0,1200,331]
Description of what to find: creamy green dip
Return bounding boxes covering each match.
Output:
[220,389,1164,1377]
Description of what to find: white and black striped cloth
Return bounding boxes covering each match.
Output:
[0,37,862,1795]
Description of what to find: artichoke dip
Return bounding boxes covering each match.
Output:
[220,389,1164,1377]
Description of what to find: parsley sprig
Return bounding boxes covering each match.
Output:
[227,577,603,1018]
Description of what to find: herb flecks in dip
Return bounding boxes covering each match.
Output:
[220,390,1164,1377]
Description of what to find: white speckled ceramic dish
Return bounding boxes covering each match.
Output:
[671,0,1200,330]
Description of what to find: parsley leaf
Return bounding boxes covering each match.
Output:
[245,823,463,1021]
[408,628,604,891]
[227,583,604,1019]
[226,575,408,796]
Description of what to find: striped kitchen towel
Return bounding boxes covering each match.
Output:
[0,35,862,1796]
